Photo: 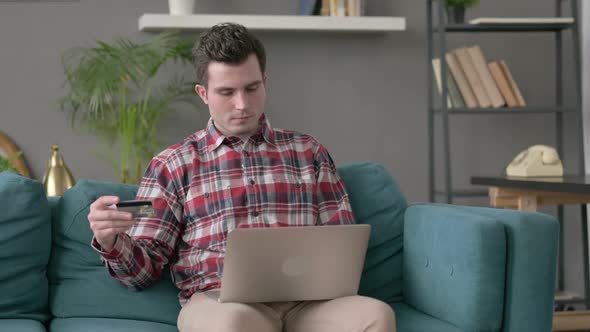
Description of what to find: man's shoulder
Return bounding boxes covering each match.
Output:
[152,130,207,164]
[272,128,321,147]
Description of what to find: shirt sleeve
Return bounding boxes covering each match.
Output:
[91,157,183,291]
[313,143,355,225]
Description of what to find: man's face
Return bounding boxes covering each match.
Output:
[195,54,267,140]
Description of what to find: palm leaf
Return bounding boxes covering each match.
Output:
[60,31,199,183]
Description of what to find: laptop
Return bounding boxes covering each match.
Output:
[217,224,371,303]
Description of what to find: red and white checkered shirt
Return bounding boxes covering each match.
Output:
[92,114,355,304]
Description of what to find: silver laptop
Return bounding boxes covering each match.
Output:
[218,224,371,303]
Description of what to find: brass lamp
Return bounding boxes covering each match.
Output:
[42,144,76,196]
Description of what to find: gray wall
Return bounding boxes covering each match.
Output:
[0,1,586,297]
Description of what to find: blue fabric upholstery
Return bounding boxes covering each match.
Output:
[0,319,47,332]
[337,162,407,303]
[391,303,463,332]
[0,172,51,322]
[0,162,558,332]
[48,179,180,326]
[404,204,506,331]
[453,205,558,332]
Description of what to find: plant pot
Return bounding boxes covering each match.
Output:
[446,6,466,24]
[168,0,195,15]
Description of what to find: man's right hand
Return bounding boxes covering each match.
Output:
[88,196,135,251]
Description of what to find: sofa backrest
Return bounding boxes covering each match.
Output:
[337,162,407,303]
[0,171,51,322]
[46,161,407,325]
[48,179,181,326]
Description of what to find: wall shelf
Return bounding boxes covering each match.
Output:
[139,14,406,33]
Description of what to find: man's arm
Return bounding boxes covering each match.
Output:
[90,158,183,291]
[314,143,355,225]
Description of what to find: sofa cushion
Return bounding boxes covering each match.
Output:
[391,303,463,332]
[337,162,407,303]
[0,172,51,322]
[0,319,47,332]
[48,179,180,326]
[50,318,177,332]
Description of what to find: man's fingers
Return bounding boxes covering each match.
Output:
[90,196,121,210]
[90,220,136,231]
[89,209,133,222]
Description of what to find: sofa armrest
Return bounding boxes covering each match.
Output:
[454,205,558,332]
[403,204,558,332]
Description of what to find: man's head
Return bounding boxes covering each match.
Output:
[192,23,267,140]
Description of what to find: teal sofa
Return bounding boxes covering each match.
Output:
[0,162,558,332]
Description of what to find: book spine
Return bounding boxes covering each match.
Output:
[432,58,453,108]
[488,61,518,107]
[499,60,526,106]
[467,45,505,108]
[454,47,492,108]
[446,52,478,108]
[448,71,465,108]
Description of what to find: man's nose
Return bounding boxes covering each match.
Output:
[234,91,249,110]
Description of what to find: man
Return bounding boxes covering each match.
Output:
[88,23,396,332]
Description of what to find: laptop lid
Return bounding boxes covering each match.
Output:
[218,224,371,303]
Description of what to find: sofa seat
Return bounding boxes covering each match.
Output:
[392,303,462,332]
[49,318,177,332]
[0,319,47,332]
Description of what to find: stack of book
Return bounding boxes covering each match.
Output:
[432,45,526,109]
[299,0,365,17]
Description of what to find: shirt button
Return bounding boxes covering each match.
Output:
[251,211,259,217]
[204,192,209,198]
[244,151,250,157]
[295,183,302,189]
[249,179,255,185]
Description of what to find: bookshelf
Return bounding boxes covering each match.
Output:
[138,14,406,33]
[427,1,585,330]
[426,0,583,204]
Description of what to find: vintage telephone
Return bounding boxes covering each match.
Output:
[506,145,563,177]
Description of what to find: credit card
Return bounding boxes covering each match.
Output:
[115,200,155,218]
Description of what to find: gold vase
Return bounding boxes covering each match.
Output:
[42,144,76,196]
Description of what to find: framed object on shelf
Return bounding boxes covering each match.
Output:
[0,132,31,177]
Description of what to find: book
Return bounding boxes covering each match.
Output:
[453,47,491,108]
[469,17,574,25]
[346,0,362,16]
[447,71,465,108]
[446,52,478,108]
[467,45,505,108]
[320,0,330,16]
[499,60,526,106]
[432,58,453,108]
[488,61,518,107]
[299,0,321,16]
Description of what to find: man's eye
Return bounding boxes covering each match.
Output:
[219,90,233,96]
[246,85,259,92]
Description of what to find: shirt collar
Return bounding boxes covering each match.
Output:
[206,114,275,152]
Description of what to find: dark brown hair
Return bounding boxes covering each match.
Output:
[192,23,266,86]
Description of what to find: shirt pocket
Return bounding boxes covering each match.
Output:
[266,171,317,225]
[186,178,233,227]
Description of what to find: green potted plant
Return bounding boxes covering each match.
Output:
[61,31,197,184]
[445,0,479,23]
[0,151,22,174]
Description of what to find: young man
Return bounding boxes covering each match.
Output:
[88,23,396,332]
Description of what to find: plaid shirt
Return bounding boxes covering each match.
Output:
[92,114,355,304]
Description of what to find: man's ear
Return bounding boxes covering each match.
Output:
[195,84,208,104]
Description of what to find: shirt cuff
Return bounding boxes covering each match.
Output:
[91,234,128,260]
